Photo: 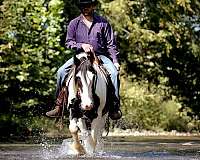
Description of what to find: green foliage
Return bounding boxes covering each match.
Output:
[1,0,200,138]
[160,100,190,132]
[0,0,71,112]
[0,0,76,138]
[120,79,163,130]
[100,0,200,117]
[119,75,200,132]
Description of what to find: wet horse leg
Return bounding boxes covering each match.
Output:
[70,131,86,155]
[91,116,106,150]
[69,119,86,155]
[78,119,96,153]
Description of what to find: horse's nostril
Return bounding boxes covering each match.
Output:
[84,104,93,110]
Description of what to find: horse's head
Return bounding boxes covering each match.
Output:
[74,53,97,111]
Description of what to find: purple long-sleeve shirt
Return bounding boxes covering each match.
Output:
[65,13,119,63]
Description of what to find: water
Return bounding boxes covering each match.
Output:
[0,136,200,160]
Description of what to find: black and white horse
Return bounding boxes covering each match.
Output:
[65,52,108,155]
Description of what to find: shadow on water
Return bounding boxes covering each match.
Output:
[0,136,200,160]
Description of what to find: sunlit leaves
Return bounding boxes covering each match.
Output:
[0,0,71,111]
[100,0,200,119]
[176,0,193,12]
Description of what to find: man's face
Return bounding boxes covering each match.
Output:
[81,3,95,16]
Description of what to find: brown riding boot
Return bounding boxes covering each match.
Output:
[46,86,68,118]
[46,106,61,118]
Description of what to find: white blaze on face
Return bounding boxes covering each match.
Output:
[77,70,94,110]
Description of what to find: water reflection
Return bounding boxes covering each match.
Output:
[0,137,200,160]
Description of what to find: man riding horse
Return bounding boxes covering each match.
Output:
[46,0,122,120]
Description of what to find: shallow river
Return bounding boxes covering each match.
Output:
[0,136,200,160]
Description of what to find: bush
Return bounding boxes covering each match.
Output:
[119,74,200,132]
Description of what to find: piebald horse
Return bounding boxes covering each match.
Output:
[65,52,108,155]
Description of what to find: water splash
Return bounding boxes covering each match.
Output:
[39,138,124,159]
[40,139,76,160]
[39,139,144,159]
[59,139,76,156]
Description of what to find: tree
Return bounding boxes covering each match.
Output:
[100,0,200,116]
[0,0,73,136]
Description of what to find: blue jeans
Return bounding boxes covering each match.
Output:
[56,55,119,98]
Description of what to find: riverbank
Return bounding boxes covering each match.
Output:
[106,128,200,137]
[0,133,200,147]
[0,129,199,144]
[1,137,200,160]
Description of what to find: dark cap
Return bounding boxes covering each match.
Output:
[78,0,98,6]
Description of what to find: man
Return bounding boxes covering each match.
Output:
[46,0,121,120]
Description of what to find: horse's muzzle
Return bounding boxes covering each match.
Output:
[81,104,93,111]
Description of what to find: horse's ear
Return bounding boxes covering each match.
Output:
[74,55,81,66]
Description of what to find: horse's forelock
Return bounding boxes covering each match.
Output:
[74,60,93,97]
[75,57,95,78]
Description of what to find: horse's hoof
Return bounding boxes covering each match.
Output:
[71,143,86,155]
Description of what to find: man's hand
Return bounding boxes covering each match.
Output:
[114,63,120,71]
[81,43,94,53]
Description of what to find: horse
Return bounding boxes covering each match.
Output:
[64,52,109,155]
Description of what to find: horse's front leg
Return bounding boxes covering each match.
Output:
[77,118,96,154]
[69,119,86,155]
[91,115,106,151]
